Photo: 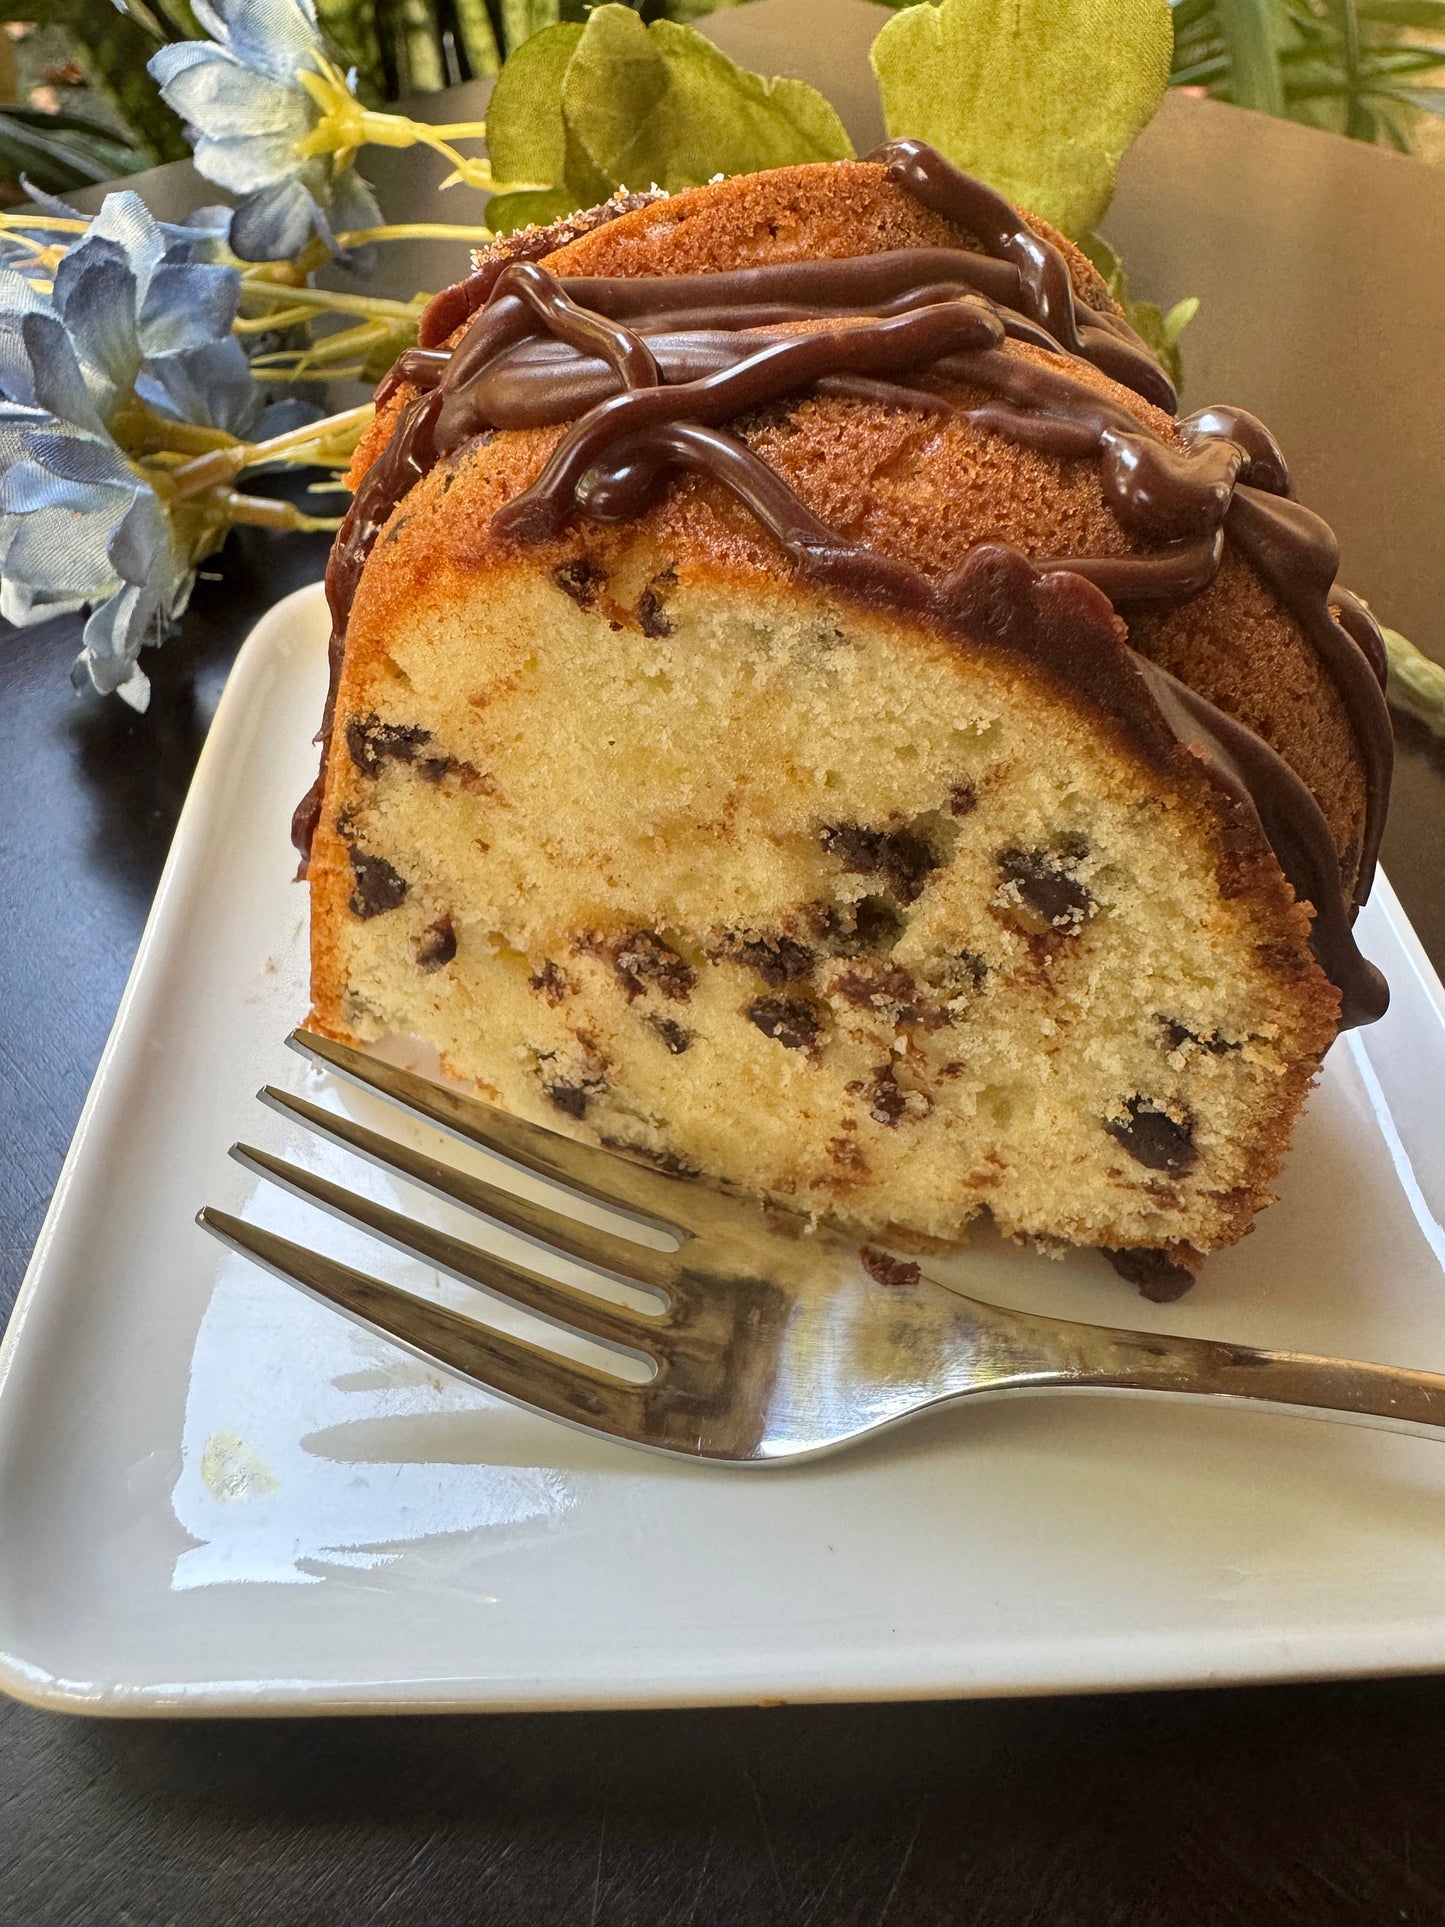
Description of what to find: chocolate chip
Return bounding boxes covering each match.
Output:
[948,783,977,817]
[414,915,456,972]
[827,1133,870,1176]
[637,583,673,638]
[715,931,815,988]
[1161,1018,1237,1056]
[608,930,696,1003]
[865,1062,908,1126]
[543,1080,591,1119]
[833,964,947,1031]
[1106,1246,1199,1301]
[820,822,941,904]
[649,1015,691,1054]
[997,847,1095,932]
[414,752,491,789]
[747,997,823,1051]
[553,558,606,608]
[853,896,906,951]
[345,714,431,778]
[860,1247,922,1288]
[530,960,574,1005]
[1106,1097,1197,1174]
[348,848,408,919]
[537,1039,608,1118]
[598,1136,701,1178]
[807,896,906,957]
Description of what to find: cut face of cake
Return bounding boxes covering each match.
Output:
[301,142,1392,1299]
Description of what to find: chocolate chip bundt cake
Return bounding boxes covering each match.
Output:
[298,142,1392,1299]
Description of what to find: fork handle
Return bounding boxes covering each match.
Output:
[1011,1317,1445,1441]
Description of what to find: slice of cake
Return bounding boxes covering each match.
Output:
[299,142,1392,1299]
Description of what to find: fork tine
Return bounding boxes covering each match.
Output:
[230,1144,667,1360]
[256,1087,676,1294]
[290,1031,694,1233]
[198,1208,648,1443]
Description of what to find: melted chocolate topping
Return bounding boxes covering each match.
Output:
[301,142,1390,1028]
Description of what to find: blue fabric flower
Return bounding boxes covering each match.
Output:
[150,0,383,264]
[0,191,307,709]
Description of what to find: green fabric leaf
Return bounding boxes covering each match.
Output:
[869,0,1173,236]
[485,5,853,230]
[1358,0,1445,26]
[484,22,604,197]
[1383,625,1445,737]
[560,6,853,193]
[485,186,586,233]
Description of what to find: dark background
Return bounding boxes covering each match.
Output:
[3,55,1445,1927]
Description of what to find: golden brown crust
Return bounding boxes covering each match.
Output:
[315,157,1353,1269]
[344,159,1367,887]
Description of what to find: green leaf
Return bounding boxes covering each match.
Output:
[484,21,600,191]
[1358,0,1445,25]
[1204,0,1286,113]
[1382,625,1445,737]
[485,186,586,232]
[25,0,191,165]
[869,0,1172,237]
[560,6,853,193]
[0,109,148,191]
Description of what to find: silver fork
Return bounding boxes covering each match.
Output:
[198,1029,1445,1465]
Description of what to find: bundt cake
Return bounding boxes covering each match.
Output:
[296,142,1392,1299]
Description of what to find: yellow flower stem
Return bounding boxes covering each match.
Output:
[238,279,427,324]
[413,121,492,141]
[334,223,496,245]
[250,317,394,369]
[234,306,318,335]
[166,402,374,499]
[0,210,87,235]
[220,491,343,533]
[250,365,367,383]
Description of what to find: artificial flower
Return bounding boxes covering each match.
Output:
[0,191,313,708]
[149,0,384,264]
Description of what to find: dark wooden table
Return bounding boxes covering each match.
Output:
[4,50,1445,1924]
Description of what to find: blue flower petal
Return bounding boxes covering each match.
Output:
[2,496,123,594]
[254,396,322,438]
[107,488,175,589]
[0,326,37,408]
[22,313,107,438]
[138,261,242,356]
[205,0,322,87]
[0,457,110,515]
[54,255,143,405]
[17,429,133,491]
[160,54,311,145]
[88,191,167,292]
[80,584,150,693]
[138,336,261,437]
[192,127,307,196]
[228,174,327,261]
[52,237,130,321]
[0,266,48,317]
[3,579,88,627]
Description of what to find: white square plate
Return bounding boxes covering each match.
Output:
[3,583,1445,1716]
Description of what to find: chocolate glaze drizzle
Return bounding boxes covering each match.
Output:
[303,141,1390,1029]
